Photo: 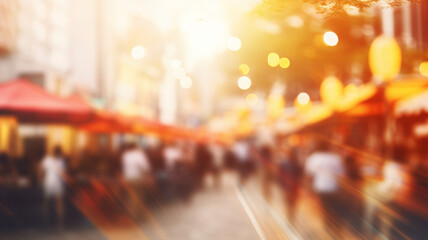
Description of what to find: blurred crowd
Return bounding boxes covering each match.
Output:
[0,138,249,232]
[254,134,428,239]
[1,133,428,239]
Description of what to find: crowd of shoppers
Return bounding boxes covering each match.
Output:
[252,134,428,239]
[0,139,248,230]
[1,133,428,239]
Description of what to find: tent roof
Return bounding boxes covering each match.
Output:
[0,79,93,123]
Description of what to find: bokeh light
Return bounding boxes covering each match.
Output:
[131,45,145,60]
[419,61,428,77]
[297,92,310,105]
[239,64,250,75]
[320,76,343,107]
[227,37,241,51]
[238,76,252,90]
[323,31,339,46]
[246,93,258,105]
[287,15,304,28]
[267,52,280,67]
[279,57,291,69]
[180,77,192,89]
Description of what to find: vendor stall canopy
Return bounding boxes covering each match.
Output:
[0,79,226,143]
[0,79,94,123]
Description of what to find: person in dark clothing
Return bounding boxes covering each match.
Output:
[209,143,224,189]
[279,147,303,221]
[224,148,237,170]
[259,145,275,201]
[0,152,14,181]
[147,144,166,172]
[195,144,213,189]
[147,143,168,199]
[343,153,364,233]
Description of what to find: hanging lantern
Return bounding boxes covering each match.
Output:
[320,76,343,108]
[369,36,401,81]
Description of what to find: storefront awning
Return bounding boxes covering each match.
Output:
[0,79,94,123]
[395,90,428,117]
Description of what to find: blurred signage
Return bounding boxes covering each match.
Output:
[18,125,47,137]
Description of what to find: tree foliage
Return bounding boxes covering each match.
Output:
[254,0,418,16]
[232,0,420,99]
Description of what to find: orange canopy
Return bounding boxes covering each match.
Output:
[78,111,133,133]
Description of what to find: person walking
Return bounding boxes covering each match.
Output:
[209,143,225,189]
[279,147,303,221]
[195,144,213,189]
[121,142,151,221]
[259,145,275,202]
[39,145,67,229]
[233,140,252,184]
[305,141,345,237]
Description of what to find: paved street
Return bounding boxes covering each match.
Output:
[139,174,260,240]
[4,174,260,240]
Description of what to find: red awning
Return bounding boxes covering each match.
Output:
[0,79,94,123]
[64,95,94,113]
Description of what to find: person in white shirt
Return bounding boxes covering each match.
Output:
[234,141,249,163]
[40,146,67,228]
[233,140,253,184]
[365,146,411,239]
[305,140,345,236]
[122,144,151,181]
[163,143,182,170]
[121,142,151,221]
[306,150,344,194]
